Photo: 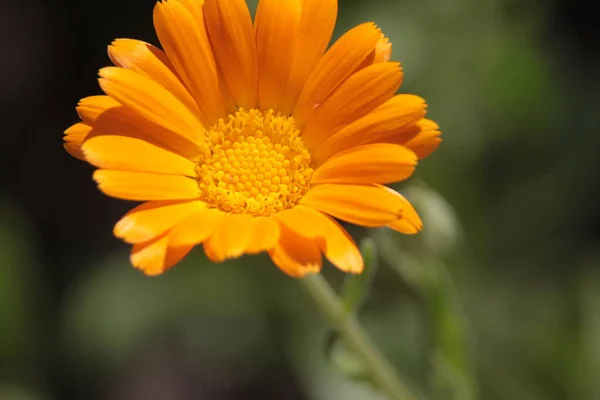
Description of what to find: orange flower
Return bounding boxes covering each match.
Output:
[64,0,441,277]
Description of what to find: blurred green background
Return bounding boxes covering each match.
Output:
[1,0,598,399]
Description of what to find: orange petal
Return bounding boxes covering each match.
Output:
[98,67,204,145]
[299,184,403,226]
[76,95,120,124]
[278,0,337,114]
[64,143,85,160]
[204,0,257,109]
[314,94,427,162]
[373,34,392,64]
[91,105,200,161]
[153,0,224,125]
[269,223,322,277]
[387,203,423,234]
[168,208,226,247]
[275,205,363,273]
[402,119,442,159]
[63,123,93,160]
[203,213,254,262]
[179,0,235,113]
[255,0,302,110]
[217,67,237,115]
[64,122,91,139]
[107,38,200,116]
[302,62,403,147]
[292,22,382,126]
[311,143,417,184]
[82,135,198,176]
[131,233,193,276]
[203,240,220,263]
[93,170,200,201]
[114,200,208,244]
[356,32,393,70]
[246,216,280,254]
[377,186,423,234]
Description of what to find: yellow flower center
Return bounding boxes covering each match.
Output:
[197,108,313,216]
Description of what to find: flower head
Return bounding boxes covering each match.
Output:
[64,0,441,277]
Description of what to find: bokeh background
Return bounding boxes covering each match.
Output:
[1,0,599,399]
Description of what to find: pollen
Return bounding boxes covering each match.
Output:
[197,108,313,216]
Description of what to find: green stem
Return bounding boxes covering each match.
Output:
[300,273,421,400]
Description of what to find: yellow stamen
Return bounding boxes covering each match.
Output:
[198,108,313,216]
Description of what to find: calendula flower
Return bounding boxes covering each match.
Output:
[64,0,441,277]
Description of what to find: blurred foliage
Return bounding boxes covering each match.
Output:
[2,0,599,399]
[341,238,379,316]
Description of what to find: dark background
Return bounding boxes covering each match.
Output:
[1,0,599,399]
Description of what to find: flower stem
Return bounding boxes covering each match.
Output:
[300,273,421,400]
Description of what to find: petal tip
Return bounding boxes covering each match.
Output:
[63,143,85,160]
[98,66,120,80]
